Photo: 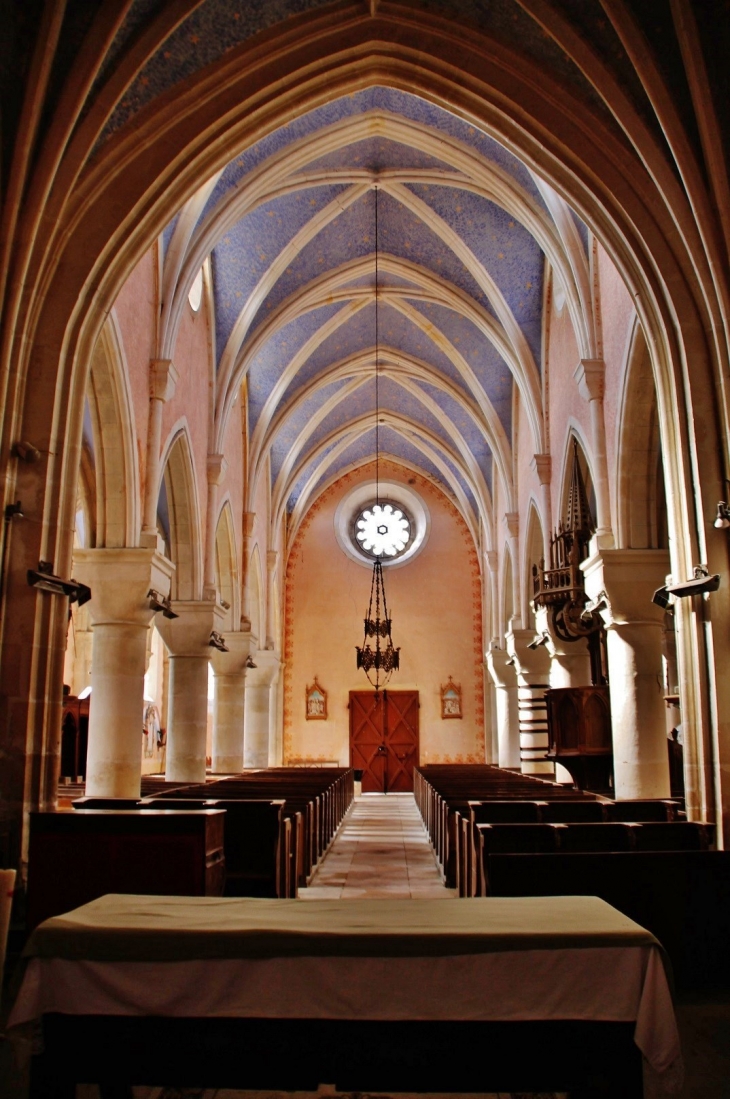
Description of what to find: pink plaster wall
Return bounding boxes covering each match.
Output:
[283,461,485,767]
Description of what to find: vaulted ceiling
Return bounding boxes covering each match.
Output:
[158,85,593,546]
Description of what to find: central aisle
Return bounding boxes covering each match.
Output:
[299,792,456,899]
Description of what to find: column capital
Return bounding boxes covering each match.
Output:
[209,630,255,675]
[504,512,519,539]
[207,452,227,485]
[574,357,605,402]
[156,599,226,656]
[243,511,256,537]
[485,549,499,574]
[150,358,178,403]
[485,645,517,688]
[246,649,281,688]
[73,547,174,626]
[506,627,552,680]
[582,548,670,626]
[266,550,278,572]
[531,453,552,485]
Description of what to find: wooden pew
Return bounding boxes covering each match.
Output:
[479,847,730,990]
[26,809,225,930]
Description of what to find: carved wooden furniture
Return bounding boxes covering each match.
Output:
[545,684,613,792]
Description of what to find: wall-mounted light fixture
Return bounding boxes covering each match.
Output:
[245,654,257,669]
[527,632,549,650]
[653,565,720,607]
[148,589,178,619]
[714,501,730,529]
[209,631,229,653]
[220,598,231,610]
[13,441,41,463]
[27,561,91,605]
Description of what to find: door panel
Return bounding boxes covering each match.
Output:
[350,691,419,793]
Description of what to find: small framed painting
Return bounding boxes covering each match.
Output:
[440,677,462,719]
[305,678,328,720]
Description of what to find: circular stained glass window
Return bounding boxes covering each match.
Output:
[353,501,413,560]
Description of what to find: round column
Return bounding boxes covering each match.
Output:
[210,632,252,773]
[243,652,280,768]
[72,548,174,798]
[156,600,225,783]
[486,646,521,768]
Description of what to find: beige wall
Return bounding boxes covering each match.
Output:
[283,460,485,766]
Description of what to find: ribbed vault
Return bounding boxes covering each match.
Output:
[158,88,592,554]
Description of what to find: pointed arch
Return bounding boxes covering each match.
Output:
[616,319,668,550]
[214,497,239,632]
[159,424,202,601]
[85,312,140,547]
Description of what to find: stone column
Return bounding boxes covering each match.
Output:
[574,358,613,546]
[203,454,226,601]
[142,360,178,538]
[267,659,284,766]
[583,548,671,799]
[243,651,281,768]
[210,631,253,773]
[266,550,278,649]
[486,644,521,768]
[240,512,255,629]
[156,600,225,783]
[507,628,553,775]
[531,454,553,562]
[72,548,174,797]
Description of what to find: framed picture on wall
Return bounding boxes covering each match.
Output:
[305,679,328,720]
[440,677,462,719]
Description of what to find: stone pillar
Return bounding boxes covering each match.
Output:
[142,360,178,538]
[574,358,613,546]
[486,645,521,768]
[156,600,225,783]
[532,454,553,562]
[203,454,226,600]
[485,549,499,645]
[243,651,281,768]
[507,628,553,775]
[583,548,671,799]
[266,549,278,649]
[72,548,174,797]
[268,660,284,766]
[210,631,253,773]
[241,512,255,628]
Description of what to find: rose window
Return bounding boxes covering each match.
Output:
[353,502,413,559]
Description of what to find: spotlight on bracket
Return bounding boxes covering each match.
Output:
[714,501,730,529]
[209,631,229,653]
[148,589,178,619]
[245,654,257,669]
[527,632,549,650]
[220,598,231,610]
[652,585,674,611]
[27,561,91,605]
[665,565,721,599]
[13,441,41,463]
[4,501,23,521]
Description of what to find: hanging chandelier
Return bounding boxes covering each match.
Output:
[356,183,400,689]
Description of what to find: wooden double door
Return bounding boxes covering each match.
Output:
[349,690,419,793]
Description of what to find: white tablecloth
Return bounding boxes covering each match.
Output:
[9,893,683,1090]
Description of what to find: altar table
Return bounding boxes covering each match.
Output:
[10,893,682,1097]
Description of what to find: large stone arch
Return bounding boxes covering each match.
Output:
[2,7,729,848]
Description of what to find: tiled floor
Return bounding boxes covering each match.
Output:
[299,792,456,900]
